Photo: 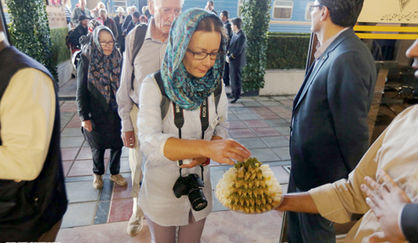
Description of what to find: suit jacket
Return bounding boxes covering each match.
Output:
[103,18,118,39]
[290,29,377,191]
[224,21,233,47]
[69,24,88,49]
[401,204,418,242]
[228,30,246,66]
[114,15,125,38]
[123,15,133,32]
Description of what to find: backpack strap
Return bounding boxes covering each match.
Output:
[213,81,222,114]
[154,71,170,119]
[154,71,222,119]
[130,24,148,89]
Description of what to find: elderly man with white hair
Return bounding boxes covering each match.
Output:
[116,0,183,236]
[114,7,126,52]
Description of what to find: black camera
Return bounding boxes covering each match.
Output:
[173,168,208,211]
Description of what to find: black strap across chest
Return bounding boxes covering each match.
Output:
[174,98,209,166]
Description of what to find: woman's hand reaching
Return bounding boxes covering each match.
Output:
[203,139,251,165]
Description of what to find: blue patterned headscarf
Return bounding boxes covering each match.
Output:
[160,8,226,110]
[86,26,121,110]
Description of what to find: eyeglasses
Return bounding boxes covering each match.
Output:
[187,49,220,60]
[99,41,114,47]
[309,4,322,12]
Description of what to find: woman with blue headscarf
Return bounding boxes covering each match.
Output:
[76,26,127,190]
[137,9,251,242]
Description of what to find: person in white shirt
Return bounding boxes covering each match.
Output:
[137,9,251,243]
[116,0,183,236]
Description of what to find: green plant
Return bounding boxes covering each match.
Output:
[6,0,57,81]
[266,32,310,69]
[50,27,71,65]
[241,0,271,92]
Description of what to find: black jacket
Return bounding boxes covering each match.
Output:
[401,204,418,242]
[76,54,123,149]
[228,30,246,66]
[224,20,233,47]
[69,24,88,49]
[290,29,377,191]
[103,17,118,39]
[0,46,67,241]
[123,15,133,32]
[114,15,125,38]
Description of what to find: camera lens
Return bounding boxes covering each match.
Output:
[188,188,208,211]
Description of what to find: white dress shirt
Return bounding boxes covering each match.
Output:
[138,75,228,226]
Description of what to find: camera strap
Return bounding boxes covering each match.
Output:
[173,98,209,166]
[178,165,204,182]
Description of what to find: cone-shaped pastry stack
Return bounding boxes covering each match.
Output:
[216,158,282,214]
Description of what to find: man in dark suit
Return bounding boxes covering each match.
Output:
[114,7,126,52]
[68,15,89,50]
[287,0,376,241]
[122,6,137,36]
[227,17,246,104]
[125,11,141,35]
[221,10,232,87]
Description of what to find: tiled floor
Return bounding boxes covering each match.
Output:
[56,94,294,243]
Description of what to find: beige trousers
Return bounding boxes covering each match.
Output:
[129,105,143,216]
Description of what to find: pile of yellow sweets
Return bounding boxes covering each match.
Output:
[216,158,282,214]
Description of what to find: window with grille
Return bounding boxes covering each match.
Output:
[272,0,293,19]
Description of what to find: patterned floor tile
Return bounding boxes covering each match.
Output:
[61,136,85,148]
[250,148,280,162]
[264,119,290,127]
[61,147,80,161]
[252,127,281,137]
[62,160,73,177]
[61,202,97,228]
[227,113,239,121]
[65,180,99,203]
[244,119,270,128]
[231,107,253,114]
[272,147,290,160]
[227,120,247,129]
[261,136,289,148]
[94,200,111,225]
[61,127,83,137]
[68,159,93,177]
[121,147,129,158]
[66,118,82,128]
[275,126,291,136]
[76,146,93,160]
[235,113,261,121]
[119,157,131,173]
[228,128,257,138]
[235,137,267,149]
[60,101,78,112]
[112,175,132,200]
[270,165,290,184]
[108,198,133,223]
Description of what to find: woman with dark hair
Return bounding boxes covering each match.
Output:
[137,9,250,242]
[76,26,127,190]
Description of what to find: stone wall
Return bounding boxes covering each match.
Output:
[259,69,305,96]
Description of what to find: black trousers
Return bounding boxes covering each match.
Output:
[223,61,230,86]
[229,61,242,99]
[91,147,122,175]
[287,174,336,243]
